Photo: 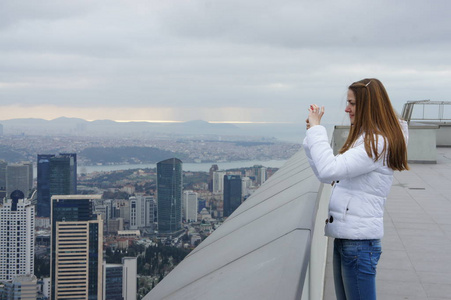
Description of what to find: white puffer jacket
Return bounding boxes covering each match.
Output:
[303,122,408,239]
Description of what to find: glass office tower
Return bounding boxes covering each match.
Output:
[37,153,77,217]
[157,158,183,234]
[223,175,242,217]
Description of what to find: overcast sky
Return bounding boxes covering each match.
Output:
[1,0,450,124]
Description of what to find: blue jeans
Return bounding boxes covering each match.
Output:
[333,238,382,300]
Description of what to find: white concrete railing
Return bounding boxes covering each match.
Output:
[303,183,331,300]
[143,147,331,300]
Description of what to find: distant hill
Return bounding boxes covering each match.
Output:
[0,118,241,137]
[0,117,306,142]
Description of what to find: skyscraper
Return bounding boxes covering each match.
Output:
[0,191,35,282]
[129,195,156,232]
[157,158,183,234]
[50,195,103,300]
[37,153,77,217]
[208,164,218,192]
[223,175,242,217]
[256,166,267,186]
[5,162,33,198]
[49,153,77,195]
[37,154,54,217]
[182,190,198,222]
[212,171,226,195]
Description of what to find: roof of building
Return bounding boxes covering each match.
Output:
[324,147,451,299]
[144,126,451,300]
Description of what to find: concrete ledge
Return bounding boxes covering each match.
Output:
[332,126,350,155]
[143,150,325,300]
[407,123,438,164]
[333,125,438,164]
[437,124,451,147]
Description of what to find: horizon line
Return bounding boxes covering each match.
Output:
[0,117,296,124]
[115,120,295,124]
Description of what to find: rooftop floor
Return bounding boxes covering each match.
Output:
[324,147,451,300]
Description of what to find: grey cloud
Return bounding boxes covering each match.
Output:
[0,0,93,29]
[0,0,450,122]
[158,0,451,48]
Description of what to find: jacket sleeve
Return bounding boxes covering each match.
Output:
[304,125,383,182]
[302,136,330,183]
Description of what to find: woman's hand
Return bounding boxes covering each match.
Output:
[308,104,325,128]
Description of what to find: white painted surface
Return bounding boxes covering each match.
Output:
[144,149,326,300]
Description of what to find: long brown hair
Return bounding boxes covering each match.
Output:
[339,78,409,171]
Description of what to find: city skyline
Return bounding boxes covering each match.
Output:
[1,1,450,124]
[0,152,279,298]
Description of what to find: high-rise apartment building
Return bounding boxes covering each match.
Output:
[157,158,183,234]
[37,153,77,217]
[114,199,131,224]
[212,171,226,195]
[257,166,267,186]
[129,197,138,229]
[208,164,218,192]
[129,195,156,232]
[50,195,103,300]
[0,192,35,282]
[223,175,242,217]
[182,190,198,222]
[5,162,33,198]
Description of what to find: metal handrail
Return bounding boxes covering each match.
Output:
[401,100,451,124]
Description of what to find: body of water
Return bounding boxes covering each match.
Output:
[78,159,288,174]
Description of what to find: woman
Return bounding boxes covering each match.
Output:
[303,78,409,300]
